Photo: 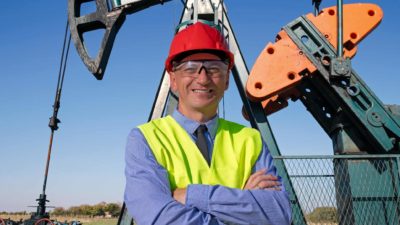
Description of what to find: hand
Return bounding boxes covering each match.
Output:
[244,169,281,191]
[172,188,187,204]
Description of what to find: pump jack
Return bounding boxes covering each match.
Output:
[4,0,398,225]
[246,3,400,224]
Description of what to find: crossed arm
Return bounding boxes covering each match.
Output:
[173,168,281,203]
[124,128,291,225]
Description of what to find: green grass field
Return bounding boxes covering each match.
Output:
[82,218,118,225]
[0,214,118,225]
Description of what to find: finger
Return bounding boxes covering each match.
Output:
[244,178,259,190]
[252,174,279,187]
[257,180,281,189]
[263,174,279,181]
[249,169,267,181]
[248,174,280,190]
[245,169,267,188]
[246,176,266,190]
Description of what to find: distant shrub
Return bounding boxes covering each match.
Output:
[306,207,338,223]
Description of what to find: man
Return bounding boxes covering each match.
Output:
[124,22,291,225]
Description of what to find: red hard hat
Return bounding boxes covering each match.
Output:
[165,22,234,72]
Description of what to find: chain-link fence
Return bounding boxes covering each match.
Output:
[274,155,400,225]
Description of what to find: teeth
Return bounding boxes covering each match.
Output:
[193,89,210,93]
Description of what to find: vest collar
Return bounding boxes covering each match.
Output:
[172,109,219,139]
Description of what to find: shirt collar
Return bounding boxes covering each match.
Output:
[172,109,219,138]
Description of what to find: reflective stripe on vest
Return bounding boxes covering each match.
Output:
[138,115,262,190]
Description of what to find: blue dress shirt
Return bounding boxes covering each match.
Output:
[124,110,291,225]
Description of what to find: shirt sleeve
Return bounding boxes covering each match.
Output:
[124,128,225,225]
[185,141,292,225]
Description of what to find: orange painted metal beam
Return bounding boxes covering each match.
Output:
[245,3,383,116]
[307,3,383,58]
[246,30,317,102]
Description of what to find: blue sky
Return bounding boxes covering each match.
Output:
[1,0,399,212]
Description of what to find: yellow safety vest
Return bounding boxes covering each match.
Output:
[138,115,262,190]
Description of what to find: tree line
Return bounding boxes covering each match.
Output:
[0,211,27,215]
[50,202,121,218]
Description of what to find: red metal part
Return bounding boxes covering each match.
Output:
[34,218,54,225]
[245,3,383,116]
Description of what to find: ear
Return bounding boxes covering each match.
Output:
[224,72,230,91]
[169,72,178,92]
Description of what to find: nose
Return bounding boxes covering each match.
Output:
[196,66,210,84]
[197,65,207,75]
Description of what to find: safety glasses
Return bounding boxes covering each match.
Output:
[173,60,229,78]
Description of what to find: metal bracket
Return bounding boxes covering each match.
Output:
[68,0,126,80]
[68,0,171,80]
[330,56,352,81]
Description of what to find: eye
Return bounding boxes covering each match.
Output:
[207,67,221,74]
[183,67,198,74]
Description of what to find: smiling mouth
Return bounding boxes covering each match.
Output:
[193,89,212,93]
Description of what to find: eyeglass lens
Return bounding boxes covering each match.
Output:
[175,60,228,77]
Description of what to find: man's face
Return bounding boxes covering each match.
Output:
[169,53,230,116]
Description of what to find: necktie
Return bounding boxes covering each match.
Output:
[195,124,210,166]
